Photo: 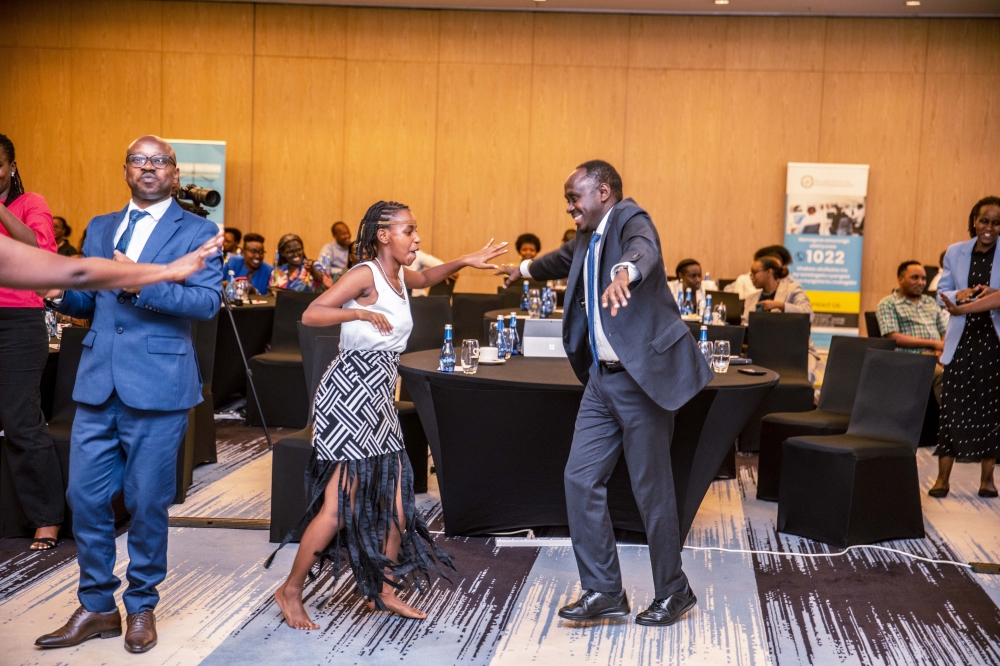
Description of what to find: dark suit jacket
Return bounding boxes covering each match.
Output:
[529,198,713,411]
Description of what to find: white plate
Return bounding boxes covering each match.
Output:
[477,358,507,365]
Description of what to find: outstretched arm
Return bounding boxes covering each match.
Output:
[4,230,223,292]
[942,289,1000,315]
[403,239,508,290]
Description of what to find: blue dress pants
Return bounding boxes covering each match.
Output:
[68,392,188,615]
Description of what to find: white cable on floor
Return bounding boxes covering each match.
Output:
[682,544,972,569]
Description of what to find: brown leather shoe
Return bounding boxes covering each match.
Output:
[35,605,122,648]
[124,610,157,654]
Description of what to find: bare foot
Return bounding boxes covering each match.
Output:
[274,584,320,630]
[30,524,60,550]
[367,590,427,619]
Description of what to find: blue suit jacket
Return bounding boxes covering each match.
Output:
[936,238,1000,365]
[58,200,222,411]
[529,198,713,411]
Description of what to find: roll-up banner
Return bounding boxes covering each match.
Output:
[785,162,868,348]
[166,139,227,227]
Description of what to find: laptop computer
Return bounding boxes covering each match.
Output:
[706,290,744,325]
[522,318,566,358]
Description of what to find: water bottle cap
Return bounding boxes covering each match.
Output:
[444,324,452,330]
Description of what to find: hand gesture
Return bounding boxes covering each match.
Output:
[940,293,966,316]
[163,230,224,283]
[463,238,508,271]
[357,309,394,336]
[955,284,988,303]
[602,270,631,317]
[112,251,142,294]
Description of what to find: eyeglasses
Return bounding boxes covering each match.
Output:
[243,247,265,256]
[126,154,176,169]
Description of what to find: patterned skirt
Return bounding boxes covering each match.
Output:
[266,349,453,607]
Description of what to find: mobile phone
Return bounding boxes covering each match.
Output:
[738,368,767,376]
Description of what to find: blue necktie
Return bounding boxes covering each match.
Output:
[115,209,147,254]
[587,231,602,365]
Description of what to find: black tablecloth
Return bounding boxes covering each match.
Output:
[212,296,276,408]
[398,351,776,538]
[482,308,563,341]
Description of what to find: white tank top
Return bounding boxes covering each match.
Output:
[340,262,413,353]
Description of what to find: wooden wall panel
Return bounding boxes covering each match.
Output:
[251,56,346,257]
[433,63,532,293]
[724,17,826,71]
[926,19,1000,74]
[70,50,162,231]
[532,14,629,68]
[525,66,628,254]
[824,18,928,73]
[438,10,533,64]
[346,8,440,63]
[0,48,73,234]
[161,1,254,55]
[161,53,254,229]
[342,61,438,247]
[914,74,1000,266]
[716,71,824,280]
[253,4,347,58]
[819,73,926,316]
[7,0,73,49]
[623,69,726,276]
[628,16,727,70]
[71,0,162,51]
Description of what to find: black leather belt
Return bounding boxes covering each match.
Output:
[599,360,625,373]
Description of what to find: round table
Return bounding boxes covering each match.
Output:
[398,350,777,538]
[212,295,276,408]
[482,308,563,341]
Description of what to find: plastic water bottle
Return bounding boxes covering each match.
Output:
[677,290,687,315]
[702,293,713,325]
[225,270,238,302]
[439,324,456,372]
[508,312,520,355]
[496,315,510,359]
[698,325,713,366]
[520,280,530,310]
[684,288,694,316]
[542,283,555,317]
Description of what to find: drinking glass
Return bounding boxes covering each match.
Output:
[502,327,515,359]
[461,339,480,374]
[528,293,542,319]
[713,303,727,325]
[712,340,731,373]
[489,322,500,347]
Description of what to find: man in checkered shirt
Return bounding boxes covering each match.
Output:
[875,260,947,402]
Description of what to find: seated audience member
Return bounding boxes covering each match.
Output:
[52,216,78,256]
[928,250,946,292]
[269,233,324,292]
[409,249,457,297]
[668,258,719,314]
[876,260,946,403]
[223,227,242,263]
[516,233,541,261]
[318,221,352,271]
[562,228,576,244]
[223,233,272,295]
[726,245,795,299]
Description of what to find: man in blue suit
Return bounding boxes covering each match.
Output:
[498,161,712,627]
[36,136,221,654]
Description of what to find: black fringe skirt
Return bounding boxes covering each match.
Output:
[266,449,453,609]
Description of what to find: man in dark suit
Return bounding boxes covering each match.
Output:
[35,136,222,653]
[498,160,712,626]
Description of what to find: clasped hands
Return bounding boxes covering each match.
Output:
[494,264,632,316]
[941,284,997,315]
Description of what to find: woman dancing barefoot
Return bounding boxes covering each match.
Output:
[270,201,506,628]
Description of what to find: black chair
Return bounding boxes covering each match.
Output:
[778,350,936,547]
[683,321,746,352]
[495,288,523,310]
[405,295,452,354]
[246,290,321,429]
[706,290,744,326]
[924,265,939,287]
[717,279,735,291]
[756,336,895,501]
[738,312,815,451]
[269,331,340,544]
[452,293,504,345]
[174,315,221,504]
[864,311,881,338]
[428,278,456,297]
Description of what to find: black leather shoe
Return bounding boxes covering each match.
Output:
[635,583,697,626]
[558,589,630,621]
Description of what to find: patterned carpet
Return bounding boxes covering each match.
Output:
[1,424,999,665]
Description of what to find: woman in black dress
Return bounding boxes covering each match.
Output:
[930,196,1000,498]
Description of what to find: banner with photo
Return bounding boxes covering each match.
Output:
[785,162,869,345]
[166,139,226,227]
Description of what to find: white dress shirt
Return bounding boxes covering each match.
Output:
[114,197,173,261]
[520,208,638,362]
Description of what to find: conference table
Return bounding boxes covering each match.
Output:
[398,350,777,540]
[212,295,276,408]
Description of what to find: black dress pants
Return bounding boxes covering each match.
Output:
[0,308,64,528]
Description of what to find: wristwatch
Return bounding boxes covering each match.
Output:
[44,295,63,308]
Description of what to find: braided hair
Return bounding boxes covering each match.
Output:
[968,196,1000,238]
[355,201,410,261]
[0,133,25,206]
